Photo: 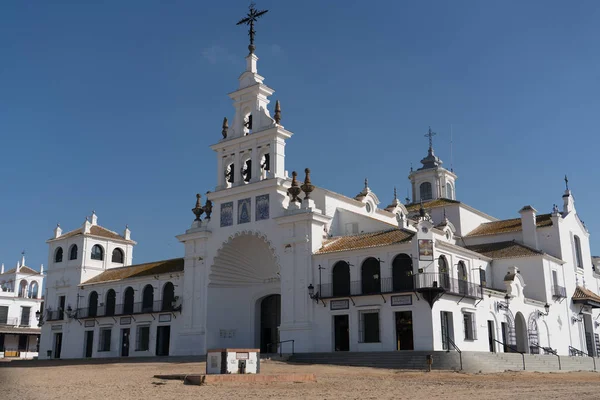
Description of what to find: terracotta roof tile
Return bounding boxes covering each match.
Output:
[572,286,600,305]
[82,258,184,285]
[405,198,461,212]
[316,229,414,255]
[466,214,552,237]
[51,225,131,242]
[0,266,41,276]
[465,241,543,259]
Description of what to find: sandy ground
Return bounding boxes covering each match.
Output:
[1,358,600,400]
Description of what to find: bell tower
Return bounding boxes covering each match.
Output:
[409,127,457,202]
[211,4,292,191]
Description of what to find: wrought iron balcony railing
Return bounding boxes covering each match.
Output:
[0,317,19,326]
[552,285,567,299]
[317,273,482,300]
[76,300,177,319]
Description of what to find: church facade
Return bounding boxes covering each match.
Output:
[39,30,600,361]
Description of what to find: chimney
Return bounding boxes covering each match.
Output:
[519,205,539,249]
[90,211,98,225]
[54,224,62,239]
[124,225,131,241]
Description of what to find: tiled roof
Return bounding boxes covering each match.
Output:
[52,225,130,242]
[0,266,41,276]
[572,286,600,305]
[315,229,414,254]
[82,258,184,285]
[405,198,460,212]
[465,241,543,259]
[0,326,41,335]
[465,214,552,237]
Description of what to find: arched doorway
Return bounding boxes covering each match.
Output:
[260,294,281,353]
[515,312,528,353]
[332,261,350,297]
[392,254,413,292]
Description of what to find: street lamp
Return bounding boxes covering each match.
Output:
[497,294,510,311]
[537,303,551,317]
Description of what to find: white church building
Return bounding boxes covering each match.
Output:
[39,14,600,360]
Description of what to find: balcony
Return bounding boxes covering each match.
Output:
[45,310,64,322]
[76,300,178,319]
[552,285,567,299]
[317,273,482,300]
[0,317,19,326]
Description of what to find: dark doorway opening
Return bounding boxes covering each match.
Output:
[121,328,130,357]
[334,315,350,351]
[84,331,94,358]
[487,320,495,352]
[53,332,62,359]
[260,294,281,353]
[501,322,509,352]
[395,311,414,350]
[18,335,28,351]
[440,311,453,350]
[156,326,170,356]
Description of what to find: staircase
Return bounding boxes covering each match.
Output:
[289,351,599,373]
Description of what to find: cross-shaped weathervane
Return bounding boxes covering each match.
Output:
[425,127,436,150]
[236,2,269,54]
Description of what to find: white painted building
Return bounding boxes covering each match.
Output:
[39,29,600,360]
[0,254,44,359]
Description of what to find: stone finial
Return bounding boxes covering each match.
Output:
[54,223,62,239]
[287,171,302,203]
[419,200,426,218]
[0,263,4,274]
[393,187,397,201]
[274,100,281,124]
[124,225,131,241]
[564,174,569,191]
[222,117,228,139]
[204,191,213,219]
[300,168,315,200]
[192,193,204,221]
[40,264,44,275]
[20,251,25,267]
[90,211,98,225]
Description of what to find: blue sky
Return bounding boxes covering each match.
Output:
[1,1,599,270]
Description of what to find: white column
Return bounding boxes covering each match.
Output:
[233,152,242,186]
[217,155,224,189]
[250,147,259,183]
[271,138,285,179]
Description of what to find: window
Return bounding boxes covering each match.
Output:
[419,182,432,201]
[54,247,63,263]
[463,312,477,340]
[99,328,112,352]
[446,182,454,200]
[479,268,487,287]
[123,287,135,314]
[112,248,124,263]
[58,295,66,320]
[392,254,414,292]
[20,307,31,327]
[69,244,78,260]
[105,290,116,316]
[0,306,8,324]
[29,282,39,298]
[88,291,98,318]
[361,257,381,295]
[142,285,154,312]
[457,261,468,295]
[332,261,351,297]
[574,235,583,269]
[91,245,104,261]
[162,282,175,311]
[438,256,449,289]
[136,326,150,351]
[359,311,380,343]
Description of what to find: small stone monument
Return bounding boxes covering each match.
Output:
[206,348,260,375]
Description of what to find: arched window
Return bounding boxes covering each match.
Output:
[29,281,39,298]
[479,268,487,287]
[123,287,134,314]
[446,182,454,200]
[88,291,98,318]
[112,248,124,263]
[105,289,116,316]
[54,247,63,263]
[69,244,78,260]
[458,261,468,295]
[18,280,28,298]
[438,256,450,289]
[91,245,104,261]
[574,235,583,269]
[162,282,175,311]
[420,182,432,201]
[392,254,414,292]
[142,285,154,312]
[332,261,351,297]
[361,257,381,295]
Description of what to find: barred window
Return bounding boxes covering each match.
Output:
[359,310,380,343]
[136,326,150,351]
[99,328,112,352]
[463,312,477,340]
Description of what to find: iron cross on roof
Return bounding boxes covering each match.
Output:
[236,2,269,54]
[425,127,436,150]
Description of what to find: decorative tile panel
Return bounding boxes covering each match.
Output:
[238,198,251,224]
[256,194,270,221]
[220,202,233,227]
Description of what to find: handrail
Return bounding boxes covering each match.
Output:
[531,342,561,370]
[569,345,596,371]
[267,340,295,357]
[494,339,525,370]
[445,336,463,371]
